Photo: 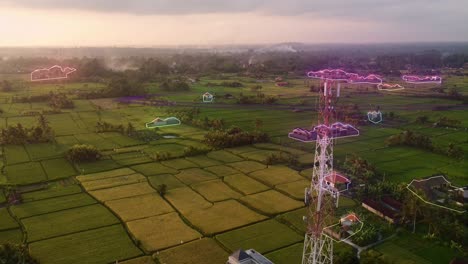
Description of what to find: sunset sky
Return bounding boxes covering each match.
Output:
[0,0,467,46]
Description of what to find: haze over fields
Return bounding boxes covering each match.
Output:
[0,0,468,46]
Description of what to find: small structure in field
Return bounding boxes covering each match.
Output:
[145,117,181,129]
[323,213,364,241]
[202,92,214,103]
[227,249,273,264]
[407,175,465,213]
[362,197,402,223]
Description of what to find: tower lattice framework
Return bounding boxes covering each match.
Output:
[302,80,340,264]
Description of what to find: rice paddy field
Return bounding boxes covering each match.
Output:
[0,74,466,264]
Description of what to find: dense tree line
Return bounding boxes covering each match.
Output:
[12,92,74,109]
[386,130,464,159]
[203,126,269,148]
[95,121,136,136]
[0,115,53,144]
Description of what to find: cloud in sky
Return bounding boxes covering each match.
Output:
[0,0,467,46]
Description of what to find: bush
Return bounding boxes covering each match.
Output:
[0,243,38,264]
[156,184,167,197]
[66,144,101,162]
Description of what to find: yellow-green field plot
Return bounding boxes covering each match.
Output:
[240,190,302,215]
[40,158,77,180]
[183,200,267,235]
[29,225,142,264]
[226,160,267,174]
[88,182,156,202]
[157,238,228,264]
[225,146,260,155]
[265,243,303,264]
[175,168,218,185]
[0,208,19,230]
[224,173,270,195]
[216,219,303,254]
[239,150,282,163]
[165,187,212,214]
[77,168,135,181]
[120,256,155,264]
[5,162,47,185]
[160,158,198,170]
[105,193,174,222]
[191,180,242,202]
[185,155,222,167]
[4,145,30,165]
[11,193,97,219]
[206,150,243,162]
[131,162,178,176]
[204,165,241,176]
[80,173,147,191]
[22,204,119,242]
[248,165,305,186]
[147,174,185,190]
[126,212,201,251]
[0,229,23,244]
[276,179,309,199]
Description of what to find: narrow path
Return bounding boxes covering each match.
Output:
[341,233,396,259]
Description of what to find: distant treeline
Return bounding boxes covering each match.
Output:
[1,51,467,79]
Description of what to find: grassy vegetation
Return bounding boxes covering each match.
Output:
[105,193,174,221]
[216,219,303,254]
[5,162,47,185]
[29,225,142,264]
[11,193,96,219]
[183,200,267,235]
[126,212,201,251]
[157,238,228,264]
[175,168,218,185]
[22,204,119,242]
[0,72,465,263]
[88,182,156,201]
[240,190,303,215]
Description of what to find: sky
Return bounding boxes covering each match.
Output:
[0,0,467,46]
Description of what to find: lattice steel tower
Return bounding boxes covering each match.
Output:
[289,70,364,264]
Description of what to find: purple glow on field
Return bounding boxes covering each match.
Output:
[307,69,382,85]
[402,75,442,84]
[31,65,76,82]
[116,95,147,103]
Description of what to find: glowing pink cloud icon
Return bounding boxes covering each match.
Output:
[31,65,77,82]
[307,69,382,85]
[402,75,442,84]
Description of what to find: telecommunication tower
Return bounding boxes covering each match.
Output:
[289,69,381,264]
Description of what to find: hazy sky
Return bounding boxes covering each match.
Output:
[0,0,467,46]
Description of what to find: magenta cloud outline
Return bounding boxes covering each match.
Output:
[307,69,383,85]
[402,75,442,84]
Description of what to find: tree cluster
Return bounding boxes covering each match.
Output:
[0,243,38,264]
[66,144,101,162]
[386,130,433,151]
[236,92,278,105]
[342,155,377,184]
[386,130,464,159]
[95,121,136,136]
[0,115,53,144]
[203,126,269,148]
